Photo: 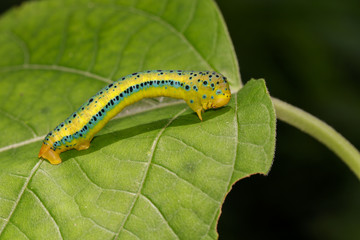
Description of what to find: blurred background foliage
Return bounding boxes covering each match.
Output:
[216,0,360,239]
[1,0,359,239]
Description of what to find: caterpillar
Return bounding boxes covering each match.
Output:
[38,70,231,164]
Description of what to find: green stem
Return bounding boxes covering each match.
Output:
[272,97,360,180]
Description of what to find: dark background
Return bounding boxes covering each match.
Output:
[215,0,360,239]
[1,1,359,239]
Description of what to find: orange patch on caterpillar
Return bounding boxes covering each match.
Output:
[38,144,62,165]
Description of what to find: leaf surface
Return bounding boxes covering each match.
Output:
[0,0,275,239]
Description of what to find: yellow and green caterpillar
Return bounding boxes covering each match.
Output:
[39,70,231,164]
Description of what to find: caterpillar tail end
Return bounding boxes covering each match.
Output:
[38,144,62,165]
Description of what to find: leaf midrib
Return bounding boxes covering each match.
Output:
[0,64,112,84]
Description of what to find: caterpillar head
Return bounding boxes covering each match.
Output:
[201,74,231,110]
[188,72,231,120]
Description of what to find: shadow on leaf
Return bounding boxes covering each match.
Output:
[60,106,231,162]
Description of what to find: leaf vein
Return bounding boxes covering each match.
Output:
[8,222,30,240]
[0,108,37,138]
[54,11,72,64]
[27,188,64,239]
[180,0,198,33]
[0,135,45,153]
[151,162,220,204]
[0,64,113,84]
[140,194,179,239]
[6,31,30,64]
[107,18,150,79]
[165,135,232,166]
[124,5,213,70]
[158,0,169,16]
[38,169,74,199]
[78,212,116,235]
[137,31,171,71]
[73,159,136,195]
[0,160,42,235]
[113,107,187,239]
[204,3,219,62]
[122,228,141,240]
[0,196,15,203]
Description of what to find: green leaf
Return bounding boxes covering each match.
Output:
[0,0,275,239]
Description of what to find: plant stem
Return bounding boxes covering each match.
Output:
[272,97,360,180]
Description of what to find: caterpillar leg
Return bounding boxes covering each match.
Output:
[186,101,203,121]
[75,141,90,151]
[196,109,203,121]
[38,144,62,165]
